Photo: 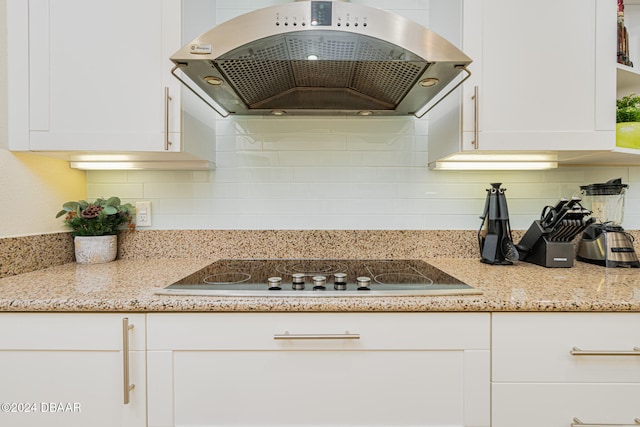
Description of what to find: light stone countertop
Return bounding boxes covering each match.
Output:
[0,257,639,312]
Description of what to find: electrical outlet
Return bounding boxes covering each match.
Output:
[135,201,152,227]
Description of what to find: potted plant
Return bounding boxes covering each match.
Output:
[616,93,640,149]
[56,197,135,264]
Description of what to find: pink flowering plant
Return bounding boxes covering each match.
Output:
[56,197,135,236]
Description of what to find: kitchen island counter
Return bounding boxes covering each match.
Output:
[0,257,638,312]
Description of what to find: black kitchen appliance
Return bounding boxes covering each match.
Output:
[576,178,639,268]
[156,259,482,297]
[478,183,518,265]
[517,197,594,268]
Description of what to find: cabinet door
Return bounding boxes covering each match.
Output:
[466,0,615,151]
[147,313,490,427]
[429,0,617,159]
[0,314,146,427]
[493,383,640,427]
[27,0,181,152]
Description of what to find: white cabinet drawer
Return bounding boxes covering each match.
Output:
[492,313,640,382]
[147,312,490,427]
[148,312,490,350]
[493,383,640,427]
[0,313,146,351]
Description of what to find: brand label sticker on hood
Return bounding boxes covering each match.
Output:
[190,44,212,54]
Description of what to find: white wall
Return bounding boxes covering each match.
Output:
[82,0,640,231]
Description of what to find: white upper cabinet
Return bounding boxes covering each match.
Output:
[5,0,215,167]
[428,0,624,165]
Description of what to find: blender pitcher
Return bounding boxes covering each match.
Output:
[579,178,627,226]
[576,178,639,268]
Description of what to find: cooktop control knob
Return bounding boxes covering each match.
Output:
[334,272,347,290]
[312,275,327,290]
[292,273,305,290]
[268,277,282,290]
[356,276,371,290]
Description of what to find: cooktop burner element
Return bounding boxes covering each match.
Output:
[156,259,482,297]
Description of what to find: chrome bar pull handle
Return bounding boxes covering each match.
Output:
[164,87,172,150]
[274,331,360,340]
[471,85,479,149]
[122,318,135,405]
[571,417,640,426]
[571,346,640,356]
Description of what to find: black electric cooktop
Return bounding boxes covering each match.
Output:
[156,259,481,297]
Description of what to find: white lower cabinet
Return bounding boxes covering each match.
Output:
[0,313,146,427]
[492,313,640,427]
[8,311,636,427]
[147,312,490,427]
[493,383,640,427]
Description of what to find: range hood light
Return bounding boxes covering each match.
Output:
[271,110,286,116]
[358,111,373,116]
[420,78,439,87]
[307,54,319,60]
[204,76,223,86]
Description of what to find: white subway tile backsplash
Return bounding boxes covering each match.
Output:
[346,135,413,151]
[86,170,128,183]
[330,117,415,135]
[277,150,362,167]
[150,214,177,230]
[215,135,263,152]
[84,1,640,231]
[292,167,382,183]
[234,167,294,183]
[142,182,216,199]
[360,150,412,167]
[260,118,335,135]
[263,134,347,151]
[87,183,144,200]
[159,198,215,215]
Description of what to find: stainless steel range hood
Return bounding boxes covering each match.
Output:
[170,1,472,117]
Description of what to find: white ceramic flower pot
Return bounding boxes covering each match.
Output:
[74,235,117,264]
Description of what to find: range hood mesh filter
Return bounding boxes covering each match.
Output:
[292,60,354,87]
[352,60,425,105]
[287,36,357,61]
[215,32,429,109]
[217,40,296,106]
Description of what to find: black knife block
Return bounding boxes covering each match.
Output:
[517,220,575,268]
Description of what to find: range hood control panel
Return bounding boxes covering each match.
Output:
[276,1,368,29]
[311,1,332,26]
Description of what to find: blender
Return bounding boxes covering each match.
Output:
[576,178,639,267]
